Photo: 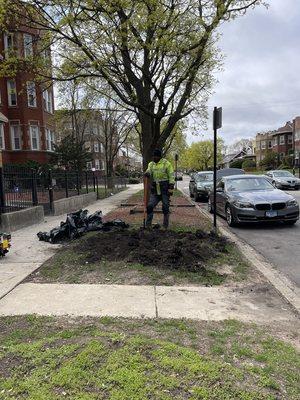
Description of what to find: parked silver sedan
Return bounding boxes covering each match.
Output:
[208,175,299,226]
[265,170,300,190]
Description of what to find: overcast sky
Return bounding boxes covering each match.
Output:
[191,0,300,146]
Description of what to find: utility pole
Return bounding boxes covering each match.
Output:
[213,107,222,232]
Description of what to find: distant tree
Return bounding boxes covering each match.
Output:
[181,139,224,171]
[164,122,188,168]
[51,135,92,171]
[260,152,277,170]
[228,138,254,154]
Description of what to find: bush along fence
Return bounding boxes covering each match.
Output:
[0,165,127,215]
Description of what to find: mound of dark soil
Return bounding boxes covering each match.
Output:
[79,229,229,272]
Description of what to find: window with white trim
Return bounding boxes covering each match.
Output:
[46,128,55,151]
[7,80,17,106]
[280,135,285,145]
[94,143,99,152]
[100,143,104,152]
[42,89,53,113]
[10,125,21,150]
[273,138,277,147]
[261,141,266,150]
[268,140,272,149]
[279,152,285,160]
[4,32,14,51]
[95,159,100,170]
[288,135,293,144]
[0,124,5,149]
[29,125,39,150]
[86,162,92,170]
[27,81,37,107]
[100,160,104,170]
[23,34,33,57]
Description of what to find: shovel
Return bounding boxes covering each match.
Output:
[143,176,149,229]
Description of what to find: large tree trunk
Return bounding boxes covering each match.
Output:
[140,112,161,170]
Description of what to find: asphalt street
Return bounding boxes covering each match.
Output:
[178,176,300,287]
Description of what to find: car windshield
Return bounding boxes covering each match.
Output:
[226,177,274,192]
[273,171,294,177]
[195,173,213,182]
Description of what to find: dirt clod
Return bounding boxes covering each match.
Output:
[79,228,229,273]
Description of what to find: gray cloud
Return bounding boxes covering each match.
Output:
[190,0,300,145]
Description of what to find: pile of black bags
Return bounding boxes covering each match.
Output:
[37,209,128,243]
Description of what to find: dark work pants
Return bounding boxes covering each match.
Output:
[146,192,170,227]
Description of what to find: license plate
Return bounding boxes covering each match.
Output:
[266,211,278,218]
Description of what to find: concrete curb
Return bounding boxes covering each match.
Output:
[180,190,300,315]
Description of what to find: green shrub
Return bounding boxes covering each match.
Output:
[229,159,243,168]
[128,177,141,184]
[242,159,256,169]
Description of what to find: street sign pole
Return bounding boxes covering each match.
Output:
[213,107,222,232]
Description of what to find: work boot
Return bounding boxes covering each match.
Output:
[163,214,169,229]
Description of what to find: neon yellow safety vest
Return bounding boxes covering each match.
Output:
[146,158,175,194]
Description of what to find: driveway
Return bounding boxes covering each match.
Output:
[178,175,300,287]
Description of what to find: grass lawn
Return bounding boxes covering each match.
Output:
[0,316,299,399]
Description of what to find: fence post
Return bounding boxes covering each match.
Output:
[31,170,38,206]
[0,167,6,212]
[76,171,80,196]
[48,170,54,213]
[96,176,99,199]
[65,170,69,198]
[85,171,89,194]
[92,170,96,193]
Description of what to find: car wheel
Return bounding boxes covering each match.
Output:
[194,191,200,202]
[225,204,237,227]
[207,199,213,214]
[284,220,298,226]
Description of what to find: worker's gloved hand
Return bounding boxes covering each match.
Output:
[168,183,174,196]
[144,172,151,178]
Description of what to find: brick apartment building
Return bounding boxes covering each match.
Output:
[255,117,300,167]
[0,24,56,165]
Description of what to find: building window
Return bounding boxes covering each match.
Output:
[46,128,55,151]
[261,141,266,150]
[273,138,277,147]
[94,143,99,152]
[85,141,91,152]
[100,160,104,170]
[280,135,285,145]
[279,152,285,160]
[100,143,104,152]
[0,124,5,149]
[23,34,33,57]
[4,32,14,51]
[10,125,21,150]
[42,89,53,113]
[7,80,17,106]
[95,159,100,170]
[268,140,272,149]
[295,130,300,141]
[27,81,37,107]
[86,162,92,170]
[29,125,39,150]
[288,135,293,144]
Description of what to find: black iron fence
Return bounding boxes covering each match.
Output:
[0,165,127,215]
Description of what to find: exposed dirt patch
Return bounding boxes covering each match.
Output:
[80,228,228,273]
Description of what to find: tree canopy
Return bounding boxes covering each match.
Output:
[1,0,264,167]
[181,139,224,171]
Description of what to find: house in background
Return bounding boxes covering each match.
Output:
[0,24,56,165]
[254,117,300,168]
[219,148,255,169]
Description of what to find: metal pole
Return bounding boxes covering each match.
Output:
[213,107,217,232]
[85,171,89,194]
[65,170,69,198]
[0,167,6,212]
[175,154,178,190]
[31,170,38,206]
[48,170,54,213]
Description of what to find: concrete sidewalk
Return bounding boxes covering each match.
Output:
[0,184,143,300]
[0,282,297,323]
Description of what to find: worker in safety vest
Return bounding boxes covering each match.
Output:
[144,149,175,229]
